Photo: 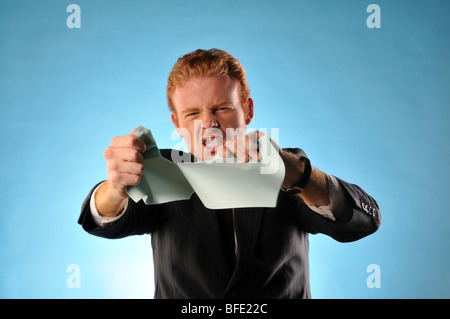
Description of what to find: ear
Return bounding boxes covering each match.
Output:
[171,112,183,137]
[244,98,254,125]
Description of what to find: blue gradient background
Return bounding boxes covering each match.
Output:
[0,0,449,298]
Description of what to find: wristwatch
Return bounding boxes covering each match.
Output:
[282,156,312,195]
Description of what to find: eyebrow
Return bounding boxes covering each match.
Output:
[181,107,201,115]
[210,101,234,109]
[180,102,233,115]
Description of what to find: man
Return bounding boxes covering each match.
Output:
[79,48,381,298]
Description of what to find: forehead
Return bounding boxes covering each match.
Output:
[172,75,239,110]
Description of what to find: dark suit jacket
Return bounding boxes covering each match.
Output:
[78,148,381,299]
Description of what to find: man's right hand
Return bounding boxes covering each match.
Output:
[94,128,146,217]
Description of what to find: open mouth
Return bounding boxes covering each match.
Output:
[202,135,224,149]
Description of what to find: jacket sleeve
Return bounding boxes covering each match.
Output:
[299,176,381,242]
[77,149,185,239]
[282,147,381,242]
[78,182,162,239]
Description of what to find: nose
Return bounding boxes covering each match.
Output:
[200,111,218,128]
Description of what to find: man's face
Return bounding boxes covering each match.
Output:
[171,75,254,161]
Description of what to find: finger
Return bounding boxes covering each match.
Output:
[110,134,146,153]
[104,147,144,163]
[245,133,261,162]
[247,130,265,140]
[220,131,264,162]
[107,159,144,176]
[226,137,246,162]
[219,135,249,162]
[108,169,142,188]
[233,133,261,163]
[247,146,261,162]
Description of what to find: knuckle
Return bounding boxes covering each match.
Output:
[127,135,140,147]
[124,134,134,144]
[131,149,143,162]
[136,163,144,175]
[125,135,145,152]
[110,136,121,146]
[129,174,141,186]
[104,147,114,159]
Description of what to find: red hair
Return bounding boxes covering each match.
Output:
[166,49,251,112]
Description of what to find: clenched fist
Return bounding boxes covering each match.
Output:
[94,128,146,217]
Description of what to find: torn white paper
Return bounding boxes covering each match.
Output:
[126,126,285,209]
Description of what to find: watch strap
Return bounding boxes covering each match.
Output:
[282,156,312,194]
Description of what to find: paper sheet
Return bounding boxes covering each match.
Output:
[126,126,285,209]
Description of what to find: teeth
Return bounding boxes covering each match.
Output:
[205,138,222,147]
